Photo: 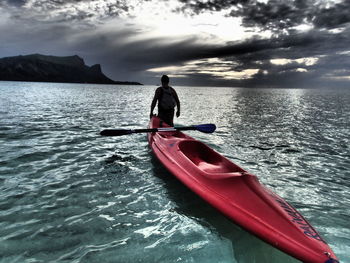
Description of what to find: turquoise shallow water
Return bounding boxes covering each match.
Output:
[0,82,349,263]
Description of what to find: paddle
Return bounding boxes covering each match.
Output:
[100,124,216,136]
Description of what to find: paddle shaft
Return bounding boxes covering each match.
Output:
[132,127,177,133]
[100,124,215,136]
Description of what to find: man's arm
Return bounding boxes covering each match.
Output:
[173,89,181,117]
[150,88,161,118]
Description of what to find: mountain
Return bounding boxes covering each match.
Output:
[0,54,142,85]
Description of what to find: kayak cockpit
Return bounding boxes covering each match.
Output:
[178,140,245,179]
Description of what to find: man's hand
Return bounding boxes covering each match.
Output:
[150,113,154,119]
[176,110,180,118]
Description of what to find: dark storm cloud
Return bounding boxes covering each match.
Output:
[149,28,350,88]
[170,0,350,87]
[109,30,339,69]
[2,0,131,23]
[313,2,350,29]
[1,0,350,87]
[178,0,350,32]
[75,32,307,78]
[2,15,347,87]
[4,0,27,7]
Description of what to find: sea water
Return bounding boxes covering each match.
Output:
[0,81,349,263]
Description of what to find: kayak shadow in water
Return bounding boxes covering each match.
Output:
[150,154,300,263]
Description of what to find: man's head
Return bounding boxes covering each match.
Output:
[161,75,169,86]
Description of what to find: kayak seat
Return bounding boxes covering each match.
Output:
[178,140,244,179]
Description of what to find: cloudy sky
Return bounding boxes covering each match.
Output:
[1,0,350,87]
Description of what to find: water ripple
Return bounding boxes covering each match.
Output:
[0,83,349,262]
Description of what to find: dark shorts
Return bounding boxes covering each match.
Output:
[158,107,175,126]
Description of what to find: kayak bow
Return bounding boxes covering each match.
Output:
[147,116,338,263]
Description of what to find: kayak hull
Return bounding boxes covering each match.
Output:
[148,116,337,263]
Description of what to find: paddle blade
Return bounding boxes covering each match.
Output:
[100,129,133,136]
[194,124,216,133]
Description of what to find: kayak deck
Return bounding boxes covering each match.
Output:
[148,117,338,263]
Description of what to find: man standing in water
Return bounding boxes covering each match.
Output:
[150,75,180,126]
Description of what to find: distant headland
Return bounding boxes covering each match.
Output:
[0,54,142,85]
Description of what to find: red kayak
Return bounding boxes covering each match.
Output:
[148,116,338,263]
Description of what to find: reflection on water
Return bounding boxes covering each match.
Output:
[0,82,349,262]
